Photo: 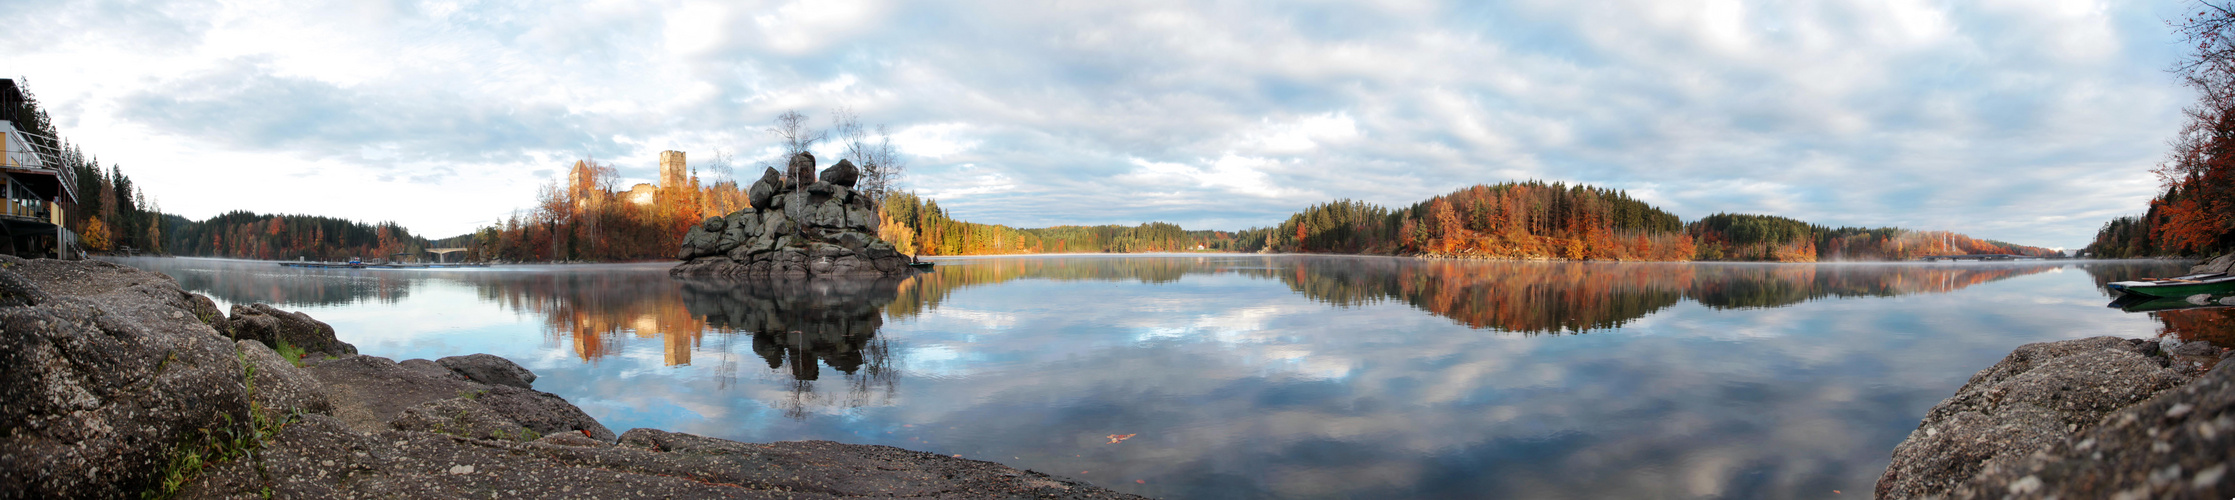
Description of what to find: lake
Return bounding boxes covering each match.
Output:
[105,255,2225,499]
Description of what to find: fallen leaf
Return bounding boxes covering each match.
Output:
[1106,433,1137,444]
[1135,480,1145,484]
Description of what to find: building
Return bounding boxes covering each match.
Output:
[658,150,686,188]
[0,80,77,259]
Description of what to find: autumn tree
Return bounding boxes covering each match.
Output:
[2128,1,2235,256]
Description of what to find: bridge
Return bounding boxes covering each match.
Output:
[426,247,467,263]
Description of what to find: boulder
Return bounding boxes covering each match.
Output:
[399,358,468,381]
[182,414,1147,499]
[748,167,782,210]
[821,159,861,187]
[472,385,616,442]
[676,217,724,260]
[435,353,537,389]
[1876,337,2200,499]
[787,152,817,188]
[1944,351,2235,499]
[301,355,483,434]
[674,154,917,278]
[389,397,538,442]
[239,339,335,419]
[0,264,273,497]
[229,302,358,358]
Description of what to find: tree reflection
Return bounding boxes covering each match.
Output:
[118,257,417,307]
[1255,259,2057,334]
[873,256,2055,335]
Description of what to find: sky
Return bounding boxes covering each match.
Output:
[0,0,2201,248]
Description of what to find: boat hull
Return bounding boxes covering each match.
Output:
[2107,276,2235,299]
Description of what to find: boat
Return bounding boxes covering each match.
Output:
[2109,290,2235,312]
[909,261,935,270]
[2105,272,2235,299]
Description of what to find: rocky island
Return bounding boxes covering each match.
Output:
[0,256,1137,498]
[673,152,916,278]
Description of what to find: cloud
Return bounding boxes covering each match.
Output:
[4,0,2194,244]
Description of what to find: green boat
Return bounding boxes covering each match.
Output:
[2106,272,2235,299]
[2109,290,2235,312]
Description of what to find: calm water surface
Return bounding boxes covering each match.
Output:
[106,255,2228,499]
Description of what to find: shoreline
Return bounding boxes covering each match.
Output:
[0,256,1145,498]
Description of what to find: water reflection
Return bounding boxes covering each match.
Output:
[677,278,904,417]
[101,256,2190,499]
[886,257,2057,334]
[161,259,416,306]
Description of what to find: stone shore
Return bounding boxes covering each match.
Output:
[1877,335,2234,499]
[0,256,1143,499]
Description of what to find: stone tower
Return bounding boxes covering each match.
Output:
[659,150,687,188]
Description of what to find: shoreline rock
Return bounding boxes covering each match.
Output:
[1878,336,2234,499]
[0,257,1143,499]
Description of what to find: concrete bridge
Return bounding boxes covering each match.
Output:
[427,247,467,263]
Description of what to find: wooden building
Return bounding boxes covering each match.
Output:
[0,79,78,259]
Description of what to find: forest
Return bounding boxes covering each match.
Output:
[466,158,734,263]
[874,191,1242,256]
[2084,4,2235,259]
[164,211,427,261]
[1688,213,2058,262]
[1218,182,2050,262]
[1234,181,1695,260]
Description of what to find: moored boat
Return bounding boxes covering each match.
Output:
[2105,272,2235,299]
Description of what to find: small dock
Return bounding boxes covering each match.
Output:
[1917,254,2041,262]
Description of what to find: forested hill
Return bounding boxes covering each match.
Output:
[1687,213,2060,262]
[1224,181,2057,262]
[1238,181,1694,260]
[163,211,429,261]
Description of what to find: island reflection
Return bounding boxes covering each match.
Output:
[481,257,2071,370]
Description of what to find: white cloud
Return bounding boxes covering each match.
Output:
[0,0,2191,245]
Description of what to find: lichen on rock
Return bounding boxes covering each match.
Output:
[1877,335,2235,499]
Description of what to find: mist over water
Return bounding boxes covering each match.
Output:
[113,255,2215,499]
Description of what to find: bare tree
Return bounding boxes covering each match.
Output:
[831,107,907,204]
[703,147,736,185]
[771,110,825,158]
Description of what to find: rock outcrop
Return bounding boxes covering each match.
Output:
[1878,336,2235,499]
[229,302,357,358]
[0,257,1142,499]
[674,153,915,278]
[2193,252,2235,275]
[0,256,262,498]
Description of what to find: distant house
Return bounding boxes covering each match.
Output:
[0,79,78,258]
